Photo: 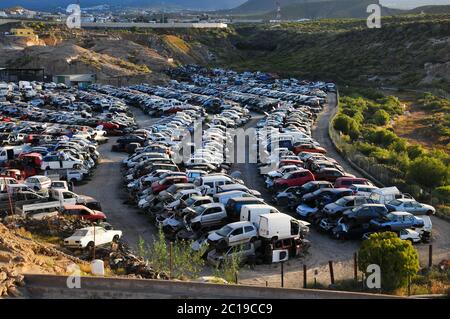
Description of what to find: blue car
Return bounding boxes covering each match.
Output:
[370,211,424,232]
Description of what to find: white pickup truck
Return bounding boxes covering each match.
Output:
[20,189,98,217]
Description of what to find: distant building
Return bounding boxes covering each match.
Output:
[0,11,7,18]
[10,28,35,37]
[53,74,96,88]
[0,68,45,82]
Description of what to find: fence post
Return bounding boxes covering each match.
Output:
[281,262,284,288]
[329,261,335,285]
[169,242,173,279]
[303,264,307,289]
[354,252,358,282]
[428,245,433,268]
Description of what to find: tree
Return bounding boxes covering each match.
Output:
[358,232,419,292]
[137,229,206,280]
[334,114,360,140]
[212,247,242,284]
[407,156,449,189]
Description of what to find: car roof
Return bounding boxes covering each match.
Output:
[226,221,254,228]
[390,211,412,216]
[351,184,377,188]
[63,205,88,210]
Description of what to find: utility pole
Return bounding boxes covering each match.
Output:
[276,1,281,20]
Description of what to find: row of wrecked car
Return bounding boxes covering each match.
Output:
[114,69,329,267]
[255,102,435,244]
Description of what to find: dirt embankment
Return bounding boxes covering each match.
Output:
[1,26,218,85]
[0,222,88,298]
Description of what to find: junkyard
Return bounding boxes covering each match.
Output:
[0,64,449,297]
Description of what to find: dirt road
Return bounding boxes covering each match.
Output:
[75,106,160,250]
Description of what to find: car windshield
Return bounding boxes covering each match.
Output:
[335,198,348,207]
[281,172,292,179]
[185,197,196,206]
[389,199,402,206]
[72,229,88,236]
[194,206,205,214]
[216,226,233,237]
[386,213,397,220]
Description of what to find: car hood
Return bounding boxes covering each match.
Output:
[208,232,224,242]
[267,171,282,178]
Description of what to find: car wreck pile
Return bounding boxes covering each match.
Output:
[107,67,338,267]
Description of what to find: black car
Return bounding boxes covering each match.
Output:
[273,181,333,209]
[302,188,353,208]
[342,204,388,225]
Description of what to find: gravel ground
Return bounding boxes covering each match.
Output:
[75,97,449,288]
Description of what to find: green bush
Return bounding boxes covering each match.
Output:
[358,232,420,292]
[364,128,399,148]
[434,186,450,204]
[407,144,426,160]
[407,156,449,189]
[333,114,360,140]
[372,109,390,125]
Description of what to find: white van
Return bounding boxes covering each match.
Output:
[240,204,280,226]
[258,213,309,242]
[369,187,413,204]
[195,175,233,195]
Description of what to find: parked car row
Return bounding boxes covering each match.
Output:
[0,82,137,136]
[253,101,435,244]
[116,69,329,267]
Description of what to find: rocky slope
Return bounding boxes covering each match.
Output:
[0,221,88,298]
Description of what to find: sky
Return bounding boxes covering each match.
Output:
[380,0,450,9]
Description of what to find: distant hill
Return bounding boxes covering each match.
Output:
[1,1,247,11]
[254,0,403,20]
[407,5,450,14]
[225,0,301,14]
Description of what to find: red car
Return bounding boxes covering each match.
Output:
[151,176,188,194]
[273,169,315,190]
[334,177,372,189]
[279,159,304,168]
[293,143,327,155]
[61,205,106,222]
[314,168,355,183]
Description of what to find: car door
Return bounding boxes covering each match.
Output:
[402,201,414,213]
[229,227,244,245]
[94,228,107,245]
[411,202,426,215]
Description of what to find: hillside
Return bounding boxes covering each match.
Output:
[225,0,300,14]
[198,14,450,94]
[408,5,450,14]
[256,0,404,20]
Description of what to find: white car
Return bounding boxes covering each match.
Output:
[207,221,258,248]
[399,229,421,244]
[25,175,52,191]
[64,227,122,249]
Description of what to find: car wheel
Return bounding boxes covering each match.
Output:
[427,210,433,216]
[113,235,120,243]
[250,237,257,243]
[87,241,95,250]
[191,222,201,232]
